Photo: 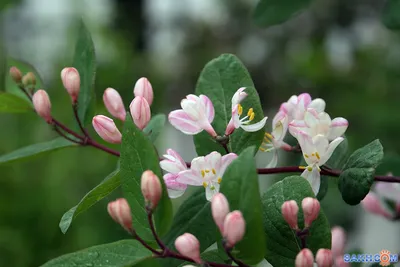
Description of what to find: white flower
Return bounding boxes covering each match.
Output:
[160,149,188,198]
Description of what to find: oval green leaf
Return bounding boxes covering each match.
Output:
[0,93,32,113]
[382,0,400,30]
[143,114,166,143]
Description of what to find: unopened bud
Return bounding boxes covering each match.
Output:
[302,197,320,228]
[92,115,122,144]
[129,96,151,130]
[103,88,126,121]
[61,67,80,103]
[9,67,22,84]
[331,226,346,258]
[133,77,154,106]
[22,72,36,88]
[141,170,162,209]
[315,249,333,267]
[107,198,132,233]
[174,233,201,263]
[223,210,246,249]
[281,200,299,230]
[211,193,230,234]
[361,192,392,218]
[295,248,314,267]
[32,89,52,123]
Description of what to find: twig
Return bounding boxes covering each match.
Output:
[223,243,249,267]
[147,209,166,250]
[73,104,90,137]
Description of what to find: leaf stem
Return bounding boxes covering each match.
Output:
[147,209,166,250]
[223,242,249,267]
[72,103,90,137]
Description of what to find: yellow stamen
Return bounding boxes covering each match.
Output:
[299,166,307,170]
[249,112,255,121]
[311,153,315,156]
[263,137,271,143]
[317,166,321,172]
[205,169,210,173]
[265,132,273,139]
[210,185,215,190]
[315,152,320,160]
[212,168,216,174]
[247,108,254,117]
[304,154,309,158]
[218,177,222,184]
[259,147,267,152]
[238,104,243,116]
[201,170,205,177]
[203,182,207,188]
[307,166,313,172]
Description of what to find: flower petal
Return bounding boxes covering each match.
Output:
[328,117,348,140]
[288,120,308,137]
[166,149,187,170]
[168,110,202,135]
[167,188,186,198]
[297,130,315,158]
[266,150,278,168]
[160,160,183,174]
[308,98,326,112]
[190,156,206,173]
[298,93,312,108]
[312,134,329,159]
[301,167,321,195]
[241,116,268,132]
[164,173,188,191]
[231,87,248,108]
[205,183,220,201]
[304,108,319,128]
[206,151,222,172]
[232,105,241,128]
[176,170,203,186]
[218,153,238,177]
[181,98,202,120]
[200,95,215,123]
[375,182,400,203]
[319,137,344,165]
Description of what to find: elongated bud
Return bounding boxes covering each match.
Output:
[223,210,246,248]
[331,226,346,258]
[315,249,333,267]
[174,233,201,263]
[141,170,162,210]
[107,198,132,233]
[61,67,80,103]
[22,72,36,88]
[295,248,314,267]
[130,96,151,130]
[281,200,299,230]
[9,67,22,84]
[92,115,122,144]
[361,192,392,218]
[302,197,320,228]
[133,77,154,106]
[211,193,230,234]
[103,88,126,121]
[32,90,52,123]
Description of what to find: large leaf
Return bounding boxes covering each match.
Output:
[253,0,313,27]
[73,20,96,126]
[382,0,400,30]
[40,240,153,267]
[0,93,32,113]
[194,54,265,156]
[120,114,173,241]
[161,188,216,267]
[59,170,120,234]
[0,137,76,165]
[220,146,266,265]
[338,139,384,205]
[262,176,331,267]
[143,114,166,143]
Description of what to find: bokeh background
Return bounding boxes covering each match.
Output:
[1,0,400,266]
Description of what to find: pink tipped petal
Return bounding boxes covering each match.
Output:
[190,157,207,173]
[301,168,321,195]
[309,98,326,112]
[313,134,329,158]
[241,116,268,132]
[231,87,248,107]
[206,151,222,171]
[298,93,312,108]
[203,122,218,138]
[225,118,236,135]
[297,131,314,157]
[304,108,319,128]
[375,182,400,203]
[185,94,199,102]
[328,118,348,140]
[231,106,241,129]
[288,120,308,137]
[199,95,215,123]
[169,110,203,135]
[219,153,238,176]
[181,98,202,120]
[272,110,287,127]
[160,160,184,174]
[176,170,203,186]
[166,149,187,170]
[361,192,393,218]
[164,173,188,192]
[319,137,344,165]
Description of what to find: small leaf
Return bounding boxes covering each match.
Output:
[262,176,331,267]
[73,20,96,126]
[40,240,153,267]
[253,0,312,27]
[0,93,32,113]
[343,139,384,170]
[220,146,266,265]
[338,168,376,205]
[143,114,166,143]
[382,0,400,30]
[0,137,76,165]
[59,170,120,234]
[194,54,265,156]
[177,250,227,267]
[120,114,173,241]
[162,188,216,267]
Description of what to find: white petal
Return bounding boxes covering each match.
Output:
[181,99,201,120]
[190,157,206,172]
[241,116,268,132]
[375,182,400,203]
[266,150,278,168]
[231,87,247,108]
[160,160,183,174]
[205,183,220,201]
[297,131,315,157]
[308,98,326,112]
[206,151,222,171]
[301,167,321,195]
[167,188,186,198]
[175,170,203,186]
[218,153,238,176]
[288,120,308,138]
[312,134,329,159]
[327,117,348,140]
[232,106,241,128]
[319,137,344,165]
[199,95,215,123]
[304,108,319,128]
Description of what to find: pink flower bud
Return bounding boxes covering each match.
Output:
[32,90,52,123]
[223,210,246,248]
[281,200,299,230]
[295,248,314,267]
[92,115,122,144]
[334,256,350,267]
[331,226,346,258]
[174,233,201,263]
[22,72,36,89]
[103,88,126,121]
[141,170,162,209]
[9,66,22,84]
[211,193,230,234]
[302,197,320,228]
[225,118,235,136]
[315,249,333,267]
[107,198,132,233]
[130,96,151,130]
[361,192,392,218]
[133,77,154,106]
[61,67,80,103]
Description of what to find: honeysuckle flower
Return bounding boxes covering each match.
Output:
[289,108,348,140]
[225,87,268,135]
[176,152,237,201]
[297,131,344,195]
[160,149,188,198]
[169,94,217,137]
[280,93,326,121]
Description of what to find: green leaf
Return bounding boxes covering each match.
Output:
[73,20,96,126]
[194,54,265,156]
[253,0,312,27]
[143,114,166,143]
[316,176,329,201]
[177,250,227,267]
[382,0,400,30]
[338,139,384,205]
[0,93,32,113]
[0,137,76,165]
[262,176,331,267]
[162,188,216,267]
[40,240,153,267]
[120,114,173,241]
[0,39,5,92]
[220,146,266,265]
[59,170,120,234]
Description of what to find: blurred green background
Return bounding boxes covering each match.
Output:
[1,0,400,266]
